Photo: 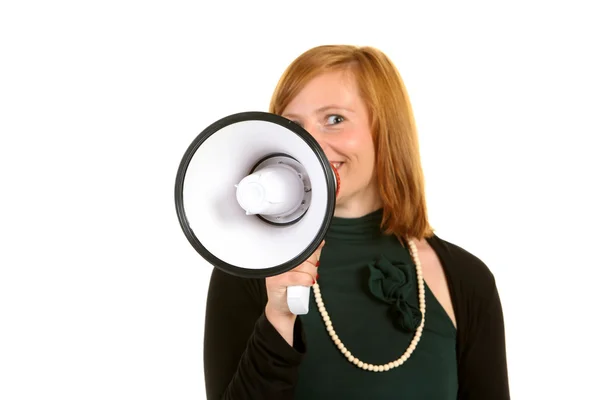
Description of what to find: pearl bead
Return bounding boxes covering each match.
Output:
[312,239,426,373]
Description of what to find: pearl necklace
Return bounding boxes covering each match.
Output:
[312,239,426,372]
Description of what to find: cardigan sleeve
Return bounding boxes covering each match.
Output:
[203,267,307,400]
[427,234,511,399]
[457,279,511,399]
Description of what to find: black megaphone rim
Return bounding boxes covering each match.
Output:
[174,111,337,279]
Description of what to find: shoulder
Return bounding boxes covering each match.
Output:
[425,233,499,304]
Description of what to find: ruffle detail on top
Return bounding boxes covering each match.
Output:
[367,254,422,332]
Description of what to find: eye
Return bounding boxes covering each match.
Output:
[326,115,344,125]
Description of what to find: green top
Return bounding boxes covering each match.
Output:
[294,209,458,399]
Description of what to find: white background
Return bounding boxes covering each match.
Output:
[1,1,598,399]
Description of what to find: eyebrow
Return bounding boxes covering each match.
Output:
[317,105,355,114]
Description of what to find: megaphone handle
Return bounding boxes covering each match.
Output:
[287,285,311,315]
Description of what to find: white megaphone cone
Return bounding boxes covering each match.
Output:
[175,111,339,315]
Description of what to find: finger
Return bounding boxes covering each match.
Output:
[290,270,317,286]
[271,269,315,287]
[308,245,324,266]
[269,261,318,286]
[293,260,318,276]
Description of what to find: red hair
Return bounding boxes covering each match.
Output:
[269,45,434,241]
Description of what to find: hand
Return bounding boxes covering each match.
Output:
[264,240,324,344]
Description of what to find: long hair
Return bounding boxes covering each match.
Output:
[269,45,434,241]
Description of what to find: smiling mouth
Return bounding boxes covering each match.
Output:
[331,162,344,170]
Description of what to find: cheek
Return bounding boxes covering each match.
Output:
[343,130,374,165]
[335,129,371,157]
[335,132,376,185]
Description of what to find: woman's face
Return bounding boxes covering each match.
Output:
[281,70,381,216]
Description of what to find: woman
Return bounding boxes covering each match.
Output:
[203,45,510,399]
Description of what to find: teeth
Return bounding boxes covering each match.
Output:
[332,162,342,169]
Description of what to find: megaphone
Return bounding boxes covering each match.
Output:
[174,111,340,315]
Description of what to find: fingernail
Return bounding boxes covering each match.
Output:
[316,273,320,280]
[316,261,320,267]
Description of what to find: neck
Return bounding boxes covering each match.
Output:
[333,190,383,219]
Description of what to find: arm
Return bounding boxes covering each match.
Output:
[203,267,306,400]
[457,285,510,399]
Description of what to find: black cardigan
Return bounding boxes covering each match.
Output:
[203,234,511,399]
